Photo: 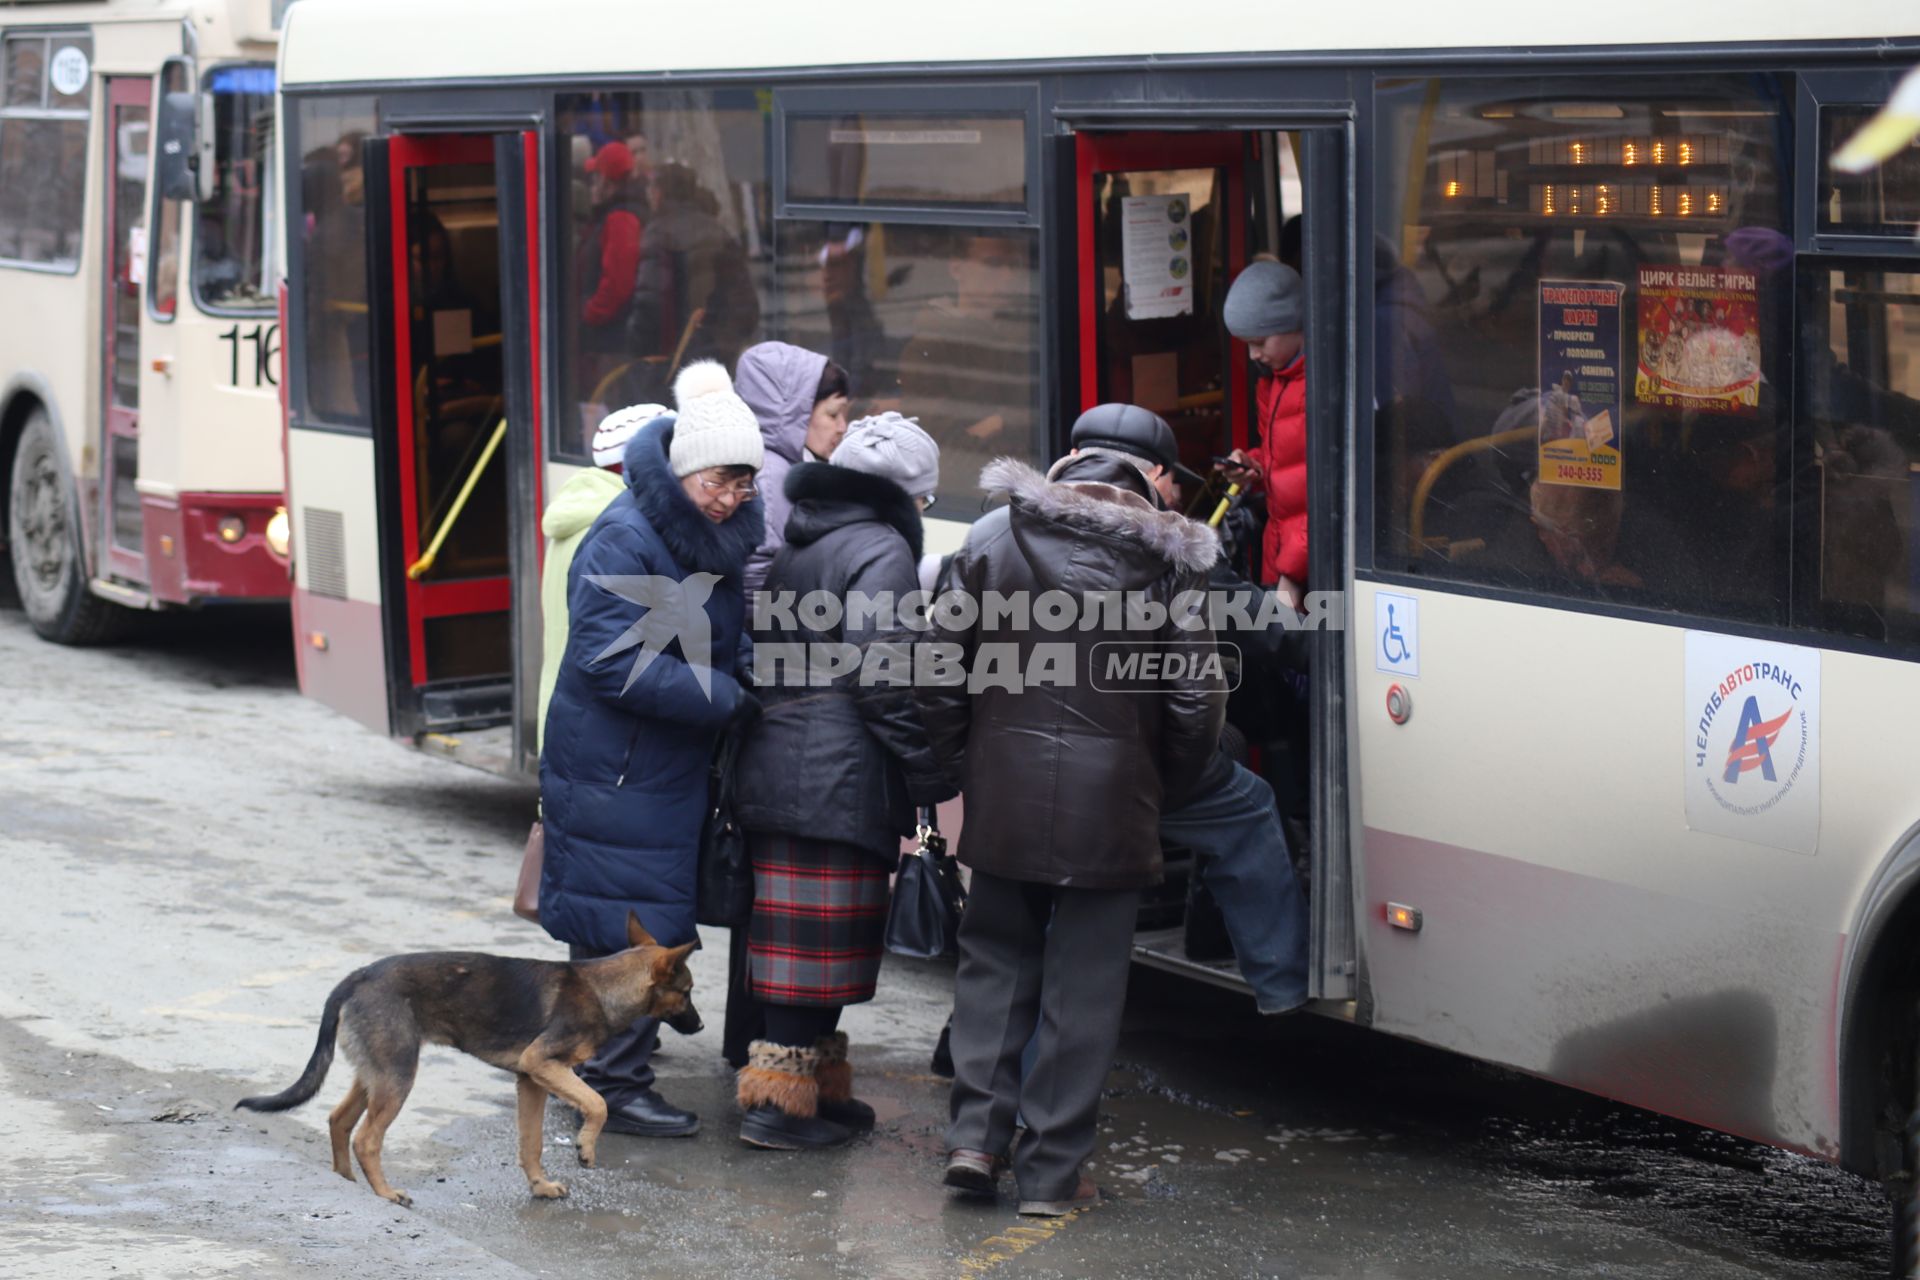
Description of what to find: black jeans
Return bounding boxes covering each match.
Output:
[569,943,659,1108]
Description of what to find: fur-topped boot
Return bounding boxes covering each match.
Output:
[813,1032,875,1132]
[737,1040,853,1150]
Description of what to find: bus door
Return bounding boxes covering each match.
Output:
[365,132,544,761]
[101,75,153,587]
[1070,126,1355,1002]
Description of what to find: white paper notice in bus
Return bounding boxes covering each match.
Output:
[433,308,473,356]
[128,226,147,287]
[1682,632,1820,855]
[1120,195,1194,321]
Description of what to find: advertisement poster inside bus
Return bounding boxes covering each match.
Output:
[1634,265,1761,416]
[1536,279,1625,490]
[1682,632,1821,855]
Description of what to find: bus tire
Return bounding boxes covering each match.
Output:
[1898,1035,1920,1280]
[6,410,127,645]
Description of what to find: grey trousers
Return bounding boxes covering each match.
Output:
[569,944,659,1108]
[946,869,1138,1201]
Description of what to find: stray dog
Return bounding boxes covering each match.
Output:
[236,913,699,1205]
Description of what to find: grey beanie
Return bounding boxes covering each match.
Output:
[830,412,940,498]
[1223,261,1305,340]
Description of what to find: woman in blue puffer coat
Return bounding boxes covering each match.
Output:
[539,359,765,1139]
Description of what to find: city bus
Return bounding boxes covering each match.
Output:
[0,0,289,645]
[274,0,1920,1257]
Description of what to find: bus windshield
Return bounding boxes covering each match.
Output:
[195,64,274,312]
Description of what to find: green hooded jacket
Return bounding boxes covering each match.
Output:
[536,466,628,754]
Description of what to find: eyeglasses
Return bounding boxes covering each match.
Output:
[919,493,937,510]
[698,474,758,500]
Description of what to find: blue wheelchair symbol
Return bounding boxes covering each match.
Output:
[1382,604,1410,666]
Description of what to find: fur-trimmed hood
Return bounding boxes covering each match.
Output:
[782,460,925,562]
[623,415,765,576]
[980,457,1217,589]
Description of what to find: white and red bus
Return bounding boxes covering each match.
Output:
[0,0,289,645]
[275,0,1920,1261]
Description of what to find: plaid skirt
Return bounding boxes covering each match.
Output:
[747,832,891,1008]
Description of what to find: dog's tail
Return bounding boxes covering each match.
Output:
[234,969,362,1113]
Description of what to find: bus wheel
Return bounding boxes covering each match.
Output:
[6,410,127,645]
[1897,1034,1920,1279]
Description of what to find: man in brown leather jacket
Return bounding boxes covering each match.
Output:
[917,407,1226,1216]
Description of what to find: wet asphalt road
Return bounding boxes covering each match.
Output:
[0,581,1897,1279]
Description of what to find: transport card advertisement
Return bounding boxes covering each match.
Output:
[1537,280,1626,490]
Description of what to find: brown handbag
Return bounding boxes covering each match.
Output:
[513,820,544,922]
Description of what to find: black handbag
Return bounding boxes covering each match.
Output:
[884,808,966,960]
[696,727,753,927]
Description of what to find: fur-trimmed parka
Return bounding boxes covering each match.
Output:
[539,416,765,955]
[914,454,1227,891]
[736,461,956,860]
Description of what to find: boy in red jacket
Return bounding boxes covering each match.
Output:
[1219,261,1307,598]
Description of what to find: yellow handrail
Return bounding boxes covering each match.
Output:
[408,417,508,581]
[1208,481,1243,529]
[1407,426,1536,553]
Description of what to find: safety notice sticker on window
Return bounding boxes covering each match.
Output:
[1682,631,1820,855]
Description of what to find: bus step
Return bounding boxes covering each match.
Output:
[418,725,517,777]
[1131,925,1253,997]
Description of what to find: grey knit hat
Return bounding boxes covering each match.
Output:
[830,412,940,498]
[1223,261,1305,339]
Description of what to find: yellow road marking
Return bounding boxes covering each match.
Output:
[955,1208,1087,1276]
[145,959,338,1026]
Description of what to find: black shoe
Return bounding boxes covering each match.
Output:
[931,1021,955,1079]
[818,1096,876,1132]
[738,1104,852,1151]
[598,1090,700,1138]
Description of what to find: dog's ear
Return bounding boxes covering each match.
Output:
[626,911,659,951]
[652,941,696,977]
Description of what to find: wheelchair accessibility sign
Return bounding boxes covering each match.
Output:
[1374,591,1419,678]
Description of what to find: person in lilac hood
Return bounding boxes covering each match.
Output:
[734,341,852,594]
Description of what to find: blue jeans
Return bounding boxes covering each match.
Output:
[1160,761,1310,1013]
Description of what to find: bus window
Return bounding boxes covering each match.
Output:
[1091,165,1231,480]
[296,96,375,427]
[1373,75,1793,624]
[1800,264,1920,647]
[557,89,768,461]
[402,167,507,590]
[785,111,1026,210]
[0,32,91,270]
[779,223,1041,516]
[148,60,187,320]
[1820,104,1920,238]
[194,65,275,312]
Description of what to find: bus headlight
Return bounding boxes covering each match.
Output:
[217,515,247,544]
[265,506,291,559]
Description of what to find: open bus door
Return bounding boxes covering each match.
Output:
[1069,125,1355,1005]
[100,74,153,590]
[294,130,543,772]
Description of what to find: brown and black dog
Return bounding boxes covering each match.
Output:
[237,914,699,1205]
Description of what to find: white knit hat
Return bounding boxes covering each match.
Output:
[591,403,666,470]
[668,361,764,478]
